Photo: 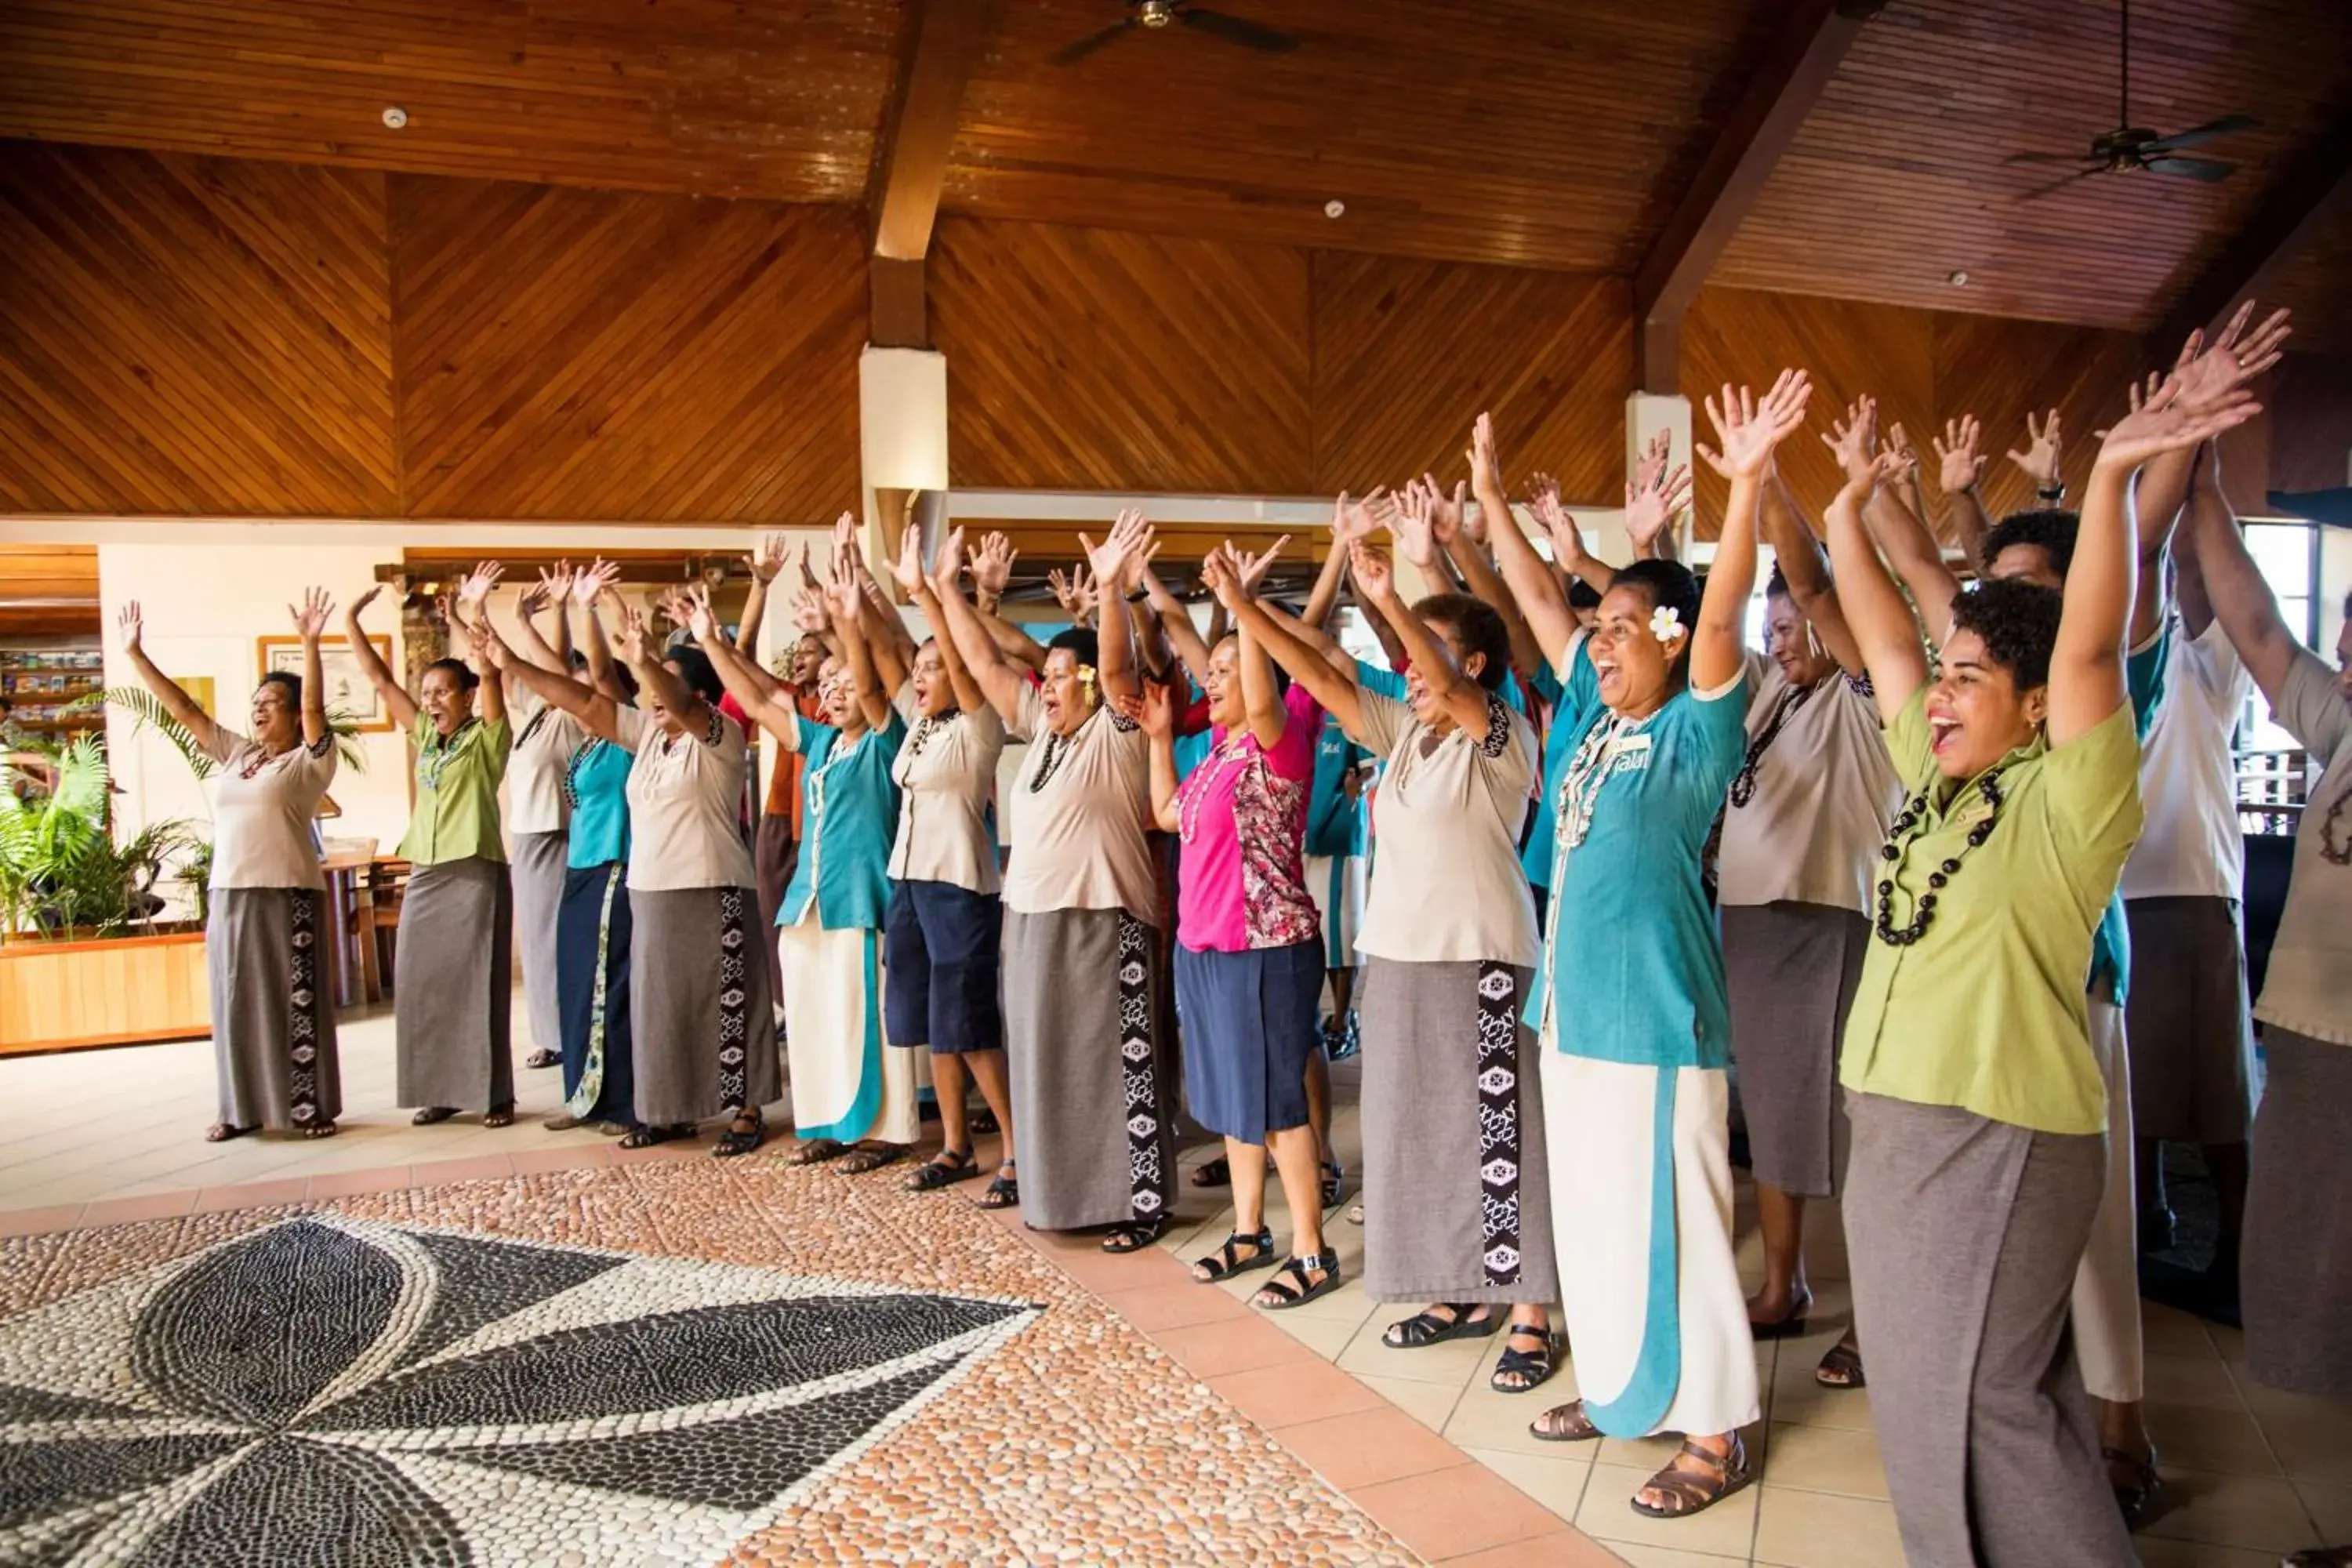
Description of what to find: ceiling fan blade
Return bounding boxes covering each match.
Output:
[2139,114,2258,154]
[2005,151,2099,167]
[1049,18,1137,66]
[2016,165,2107,202]
[1180,8,1300,53]
[2145,154,2236,182]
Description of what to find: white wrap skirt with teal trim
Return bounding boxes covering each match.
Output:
[1538,1018,1759,1439]
[779,908,923,1145]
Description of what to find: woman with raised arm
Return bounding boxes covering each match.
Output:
[349,568,516,1129]
[2183,448,2352,1421]
[1509,378,1799,1521]
[1133,543,1334,1309]
[884,528,1020,1203]
[121,591,343,1142]
[1218,532,1561,1371]
[700,559,913,1172]
[1824,379,2254,1566]
[500,564,590,1075]
[586,600,777,1155]
[930,513,1178,1253]
[478,564,645,1136]
[1720,405,1905,1356]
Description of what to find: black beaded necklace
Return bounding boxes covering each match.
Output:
[2319,781,2350,867]
[1028,728,1074,793]
[1872,766,2009,946]
[1728,680,1819,808]
[903,706,960,762]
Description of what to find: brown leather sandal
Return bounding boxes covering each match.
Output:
[1529,1399,1602,1443]
[1815,1338,1867,1389]
[1630,1434,1753,1519]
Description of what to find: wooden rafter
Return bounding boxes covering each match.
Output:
[1632,0,1886,393]
[865,0,995,348]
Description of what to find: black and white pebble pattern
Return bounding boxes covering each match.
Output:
[0,1216,1040,1567]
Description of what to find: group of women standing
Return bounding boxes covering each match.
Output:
[151,299,2348,1557]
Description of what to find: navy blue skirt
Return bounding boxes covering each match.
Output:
[556,861,636,1125]
[883,879,1004,1054]
[1174,939,1323,1144]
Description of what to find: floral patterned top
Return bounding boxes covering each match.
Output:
[1173,684,1322,953]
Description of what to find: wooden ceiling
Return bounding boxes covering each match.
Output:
[1,0,2347,344]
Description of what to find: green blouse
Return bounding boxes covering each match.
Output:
[397,714,512,866]
[1839,691,2144,1136]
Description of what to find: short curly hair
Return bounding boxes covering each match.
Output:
[1947,577,2063,693]
[1414,593,1513,692]
[1981,509,2079,580]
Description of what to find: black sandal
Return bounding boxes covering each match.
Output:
[1191,1156,1232,1189]
[976,1164,1019,1210]
[907,1150,979,1191]
[481,1104,515,1130]
[789,1137,850,1166]
[1631,1435,1753,1519]
[1530,1399,1602,1443]
[713,1109,765,1158]
[1748,1287,1814,1341]
[617,1122,691,1150]
[1253,1248,1341,1311]
[1381,1304,1498,1349]
[1101,1216,1169,1254]
[523,1048,560,1069]
[1191,1227,1277,1283]
[1320,1159,1345,1207]
[301,1120,339,1141]
[2106,1445,2166,1533]
[1490,1326,1562,1393]
[967,1108,1000,1137]
[411,1106,459,1127]
[837,1142,907,1174]
[1815,1338,1867,1389]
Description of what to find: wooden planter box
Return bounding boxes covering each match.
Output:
[0,927,210,1054]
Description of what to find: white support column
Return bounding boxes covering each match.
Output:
[1626,390,1694,557]
[858,343,949,550]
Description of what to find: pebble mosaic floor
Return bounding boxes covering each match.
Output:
[0,1158,1430,1568]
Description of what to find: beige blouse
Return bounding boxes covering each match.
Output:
[1716,652,1904,914]
[618,706,757,893]
[1349,688,1540,967]
[202,728,337,891]
[1000,683,1159,925]
[505,688,588,837]
[888,683,1004,895]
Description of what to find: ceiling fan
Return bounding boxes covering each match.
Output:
[1049,0,1299,67]
[2006,0,2257,201]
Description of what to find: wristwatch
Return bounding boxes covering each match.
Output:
[2036,484,2064,502]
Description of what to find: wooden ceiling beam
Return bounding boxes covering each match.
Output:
[2154,117,2352,354]
[1632,0,1885,393]
[865,0,995,349]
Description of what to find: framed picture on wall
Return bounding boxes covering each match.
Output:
[255,635,394,733]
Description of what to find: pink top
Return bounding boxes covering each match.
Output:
[1174,684,1323,953]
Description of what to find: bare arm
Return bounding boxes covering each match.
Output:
[1221,592,1363,739]
[1788,425,1875,680]
[927,531,1034,729]
[1301,499,1355,630]
[1824,462,1932,723]
[738,532,789,654]
[510,570,570,674]
[114,601,227,755]
[1933,416,1995,572]
[1140,563,1214,688]
[1352,539,1489,737]
[886,528,989,718]
[1127,681,1184,834]
[826,568,896,734]
[476,621,622,742]
[1203,544,1290,752]
[2172,457,2218,641]
[343,587,421,732]
[2183,438,2301,706]
[1691,372,1810,692]
[290,588,332,748]
[1859,451,1962,647]
[1079,510,1152,710]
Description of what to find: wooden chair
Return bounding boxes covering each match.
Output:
[365,857,411,997]
[318,837,377,1008]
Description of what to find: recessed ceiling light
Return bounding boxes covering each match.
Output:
[382,107,409,130]
[1947,269,1969,286]
[1323,199,1345,220]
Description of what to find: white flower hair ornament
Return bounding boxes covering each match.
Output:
[1650,604,1685,644]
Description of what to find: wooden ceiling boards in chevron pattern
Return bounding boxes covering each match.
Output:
[0,142,396,517]
[1312,256,1631,505]
[931,216,1314,495]
[392,178,866,523]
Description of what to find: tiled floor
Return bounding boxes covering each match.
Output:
[4,1007,2348,1566]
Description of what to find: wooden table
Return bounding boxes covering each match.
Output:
[319,845,381,1009]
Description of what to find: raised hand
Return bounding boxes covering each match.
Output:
[681,583,719,646]
[1332,488,1386,550]
[1233,533,1290,596]
[2096,373,2261,470]
[931,527,968,592]
[1882,423,1921,487]
[517,578,554,619]
[614,604,651,666]
[470,619,506,670]
[1047,563,1098,623]
[118,601,144,655]
[2171,301,2291,416]
[1346,538,1397,606]
[1635,427,1672,495]
[1134,677,1176,739]
[1391,485,1439,570]
[750,532,789,584]
[1080,508,1152,592]
[890,524,927,597]
[1821,396,1879,487]
[1529,482,1588,567]
[573,558,620,605]
[290,586,334,640]
[347,584,383,622]
[1200,546,1248,614]
[1625,460,1693,556]
[1417,474,1468,548]
[973,532,1016,598]
[458,561,503,606]
[822,552,866,626]
[2005,409,2063,492]
[791,587,829,636]
[1697,370,1813,479]
[1467,411,1504,496]
[1934,416,1986,494]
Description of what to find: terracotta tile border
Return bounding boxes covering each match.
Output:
[3,1156,1630,1566]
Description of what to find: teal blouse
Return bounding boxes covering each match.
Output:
[779,711,907,932]
[564,737,633,869]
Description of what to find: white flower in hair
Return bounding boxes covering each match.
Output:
[1650,604,1684,644]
